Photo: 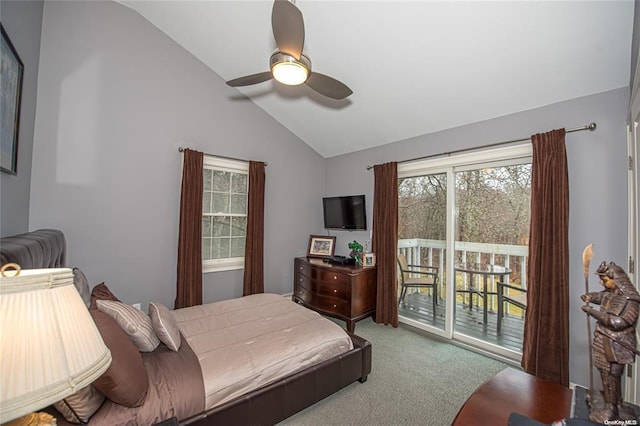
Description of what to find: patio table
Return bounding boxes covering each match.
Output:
[454,262,512,325]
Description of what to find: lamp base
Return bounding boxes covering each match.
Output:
[4,412,56,426]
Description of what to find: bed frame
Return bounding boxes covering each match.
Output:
[182,331,370,425]
[0,229,372,425]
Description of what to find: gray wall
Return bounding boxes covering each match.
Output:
[632,1,639,88]
[0,0,43,237]
[29,1,325,308]
[325,87,630,388]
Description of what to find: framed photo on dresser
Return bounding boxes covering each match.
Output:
[307,235,336,258]
[364,253,376,267]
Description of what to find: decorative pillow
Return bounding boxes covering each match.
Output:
[72,268,91,308]
[96,300,160,352]
[90,282,121,310]
[53,385,105,423]
[148,302,181,351]
[90,309,149,407]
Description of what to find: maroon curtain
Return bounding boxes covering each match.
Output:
[175,149,204,309]
[521,129,570,386]
[243,161,266,296]
[372,162,399,327]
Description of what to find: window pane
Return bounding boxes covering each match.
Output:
[202,238,212,260]
[398,172,448,333]
[204,169,213,191]
[231,173,247,194]
[203,192,212,214]
[231,216,246,236]
[212,193,229,213]
[213,171,230,191]
[213,216,230,237]
[230,194,247,214]
[453,163,530,354]
[399,173,447,241]
[230,237,245,257]
[202,216,213,238]
[455,164,531,246]
[211,237,230,259]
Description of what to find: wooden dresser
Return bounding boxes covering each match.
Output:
[293,257,377,333]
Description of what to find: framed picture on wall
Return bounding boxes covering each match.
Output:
[1,24,24,175]
[307,235,336,258]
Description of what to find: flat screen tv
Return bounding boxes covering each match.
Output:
[322,195,367,230]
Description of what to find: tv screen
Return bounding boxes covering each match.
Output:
[322,195,367,230]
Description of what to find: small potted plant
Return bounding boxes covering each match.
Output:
[348,240,364,265]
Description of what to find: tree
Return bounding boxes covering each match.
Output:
[399,164,531,280]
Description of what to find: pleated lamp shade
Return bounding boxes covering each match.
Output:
[0,268,112,422]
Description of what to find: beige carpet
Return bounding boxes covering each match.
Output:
[279,317,508,426]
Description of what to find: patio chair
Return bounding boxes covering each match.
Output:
[497,282,527,333]
[397,254,439,318]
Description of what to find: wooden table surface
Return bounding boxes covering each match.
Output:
[452,367,573,426]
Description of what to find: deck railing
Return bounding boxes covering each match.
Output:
[398,238,529,313]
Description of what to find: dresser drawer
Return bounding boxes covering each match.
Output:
[316,269,349,285]
[294,259,349,284]
[295,274,348,299]
[294,287,347,316]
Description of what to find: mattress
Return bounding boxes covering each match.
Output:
[172,293,354,410]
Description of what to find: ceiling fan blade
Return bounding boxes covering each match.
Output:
[305,72,353,100]
[226,71,273,87]
[272,0,305,59]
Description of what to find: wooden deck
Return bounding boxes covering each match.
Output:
[398,291,524,354]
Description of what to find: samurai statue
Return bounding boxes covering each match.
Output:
[581,261,640,423]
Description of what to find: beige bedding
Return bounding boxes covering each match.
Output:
[173,293,354,410]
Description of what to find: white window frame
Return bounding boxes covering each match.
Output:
[202,156,249,273]
[398,144,533,178]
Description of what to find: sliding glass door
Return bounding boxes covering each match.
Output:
[398,145,532,360]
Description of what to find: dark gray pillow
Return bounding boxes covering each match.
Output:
[73,268,91,308]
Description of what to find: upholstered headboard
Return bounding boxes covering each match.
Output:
[0,229,67,268]
[0,228,92,310]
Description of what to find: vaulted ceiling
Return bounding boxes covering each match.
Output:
[118,1,634,158]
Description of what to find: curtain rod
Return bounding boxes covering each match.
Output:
[365,122,597,170]
[178,147,268,166]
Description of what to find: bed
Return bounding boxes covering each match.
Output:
[0,229,372,425]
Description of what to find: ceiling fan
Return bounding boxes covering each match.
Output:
[226,0,353,100]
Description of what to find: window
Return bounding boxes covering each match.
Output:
[202,156,248,272]
[398,144,532,359]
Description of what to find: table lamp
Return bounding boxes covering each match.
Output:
[0,266,112,424]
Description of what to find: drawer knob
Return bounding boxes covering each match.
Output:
[333,289,337,293]
[333,276,338,280]
[333,304,337,308]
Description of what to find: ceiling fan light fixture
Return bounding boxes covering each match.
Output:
[270,52,310,85]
